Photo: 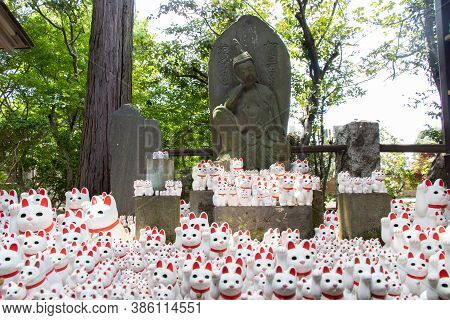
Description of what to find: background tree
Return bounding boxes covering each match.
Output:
[79,0,134,195]
[364,0,440,118]
[0,0,91,206]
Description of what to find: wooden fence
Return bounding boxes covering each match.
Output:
[166,144,446,157]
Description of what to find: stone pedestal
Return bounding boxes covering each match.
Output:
[338,193,390,239]
[312,190,324,228]
[189,190,214,216]
[146,159,175,191]
[135,196,180,242]
[214,206,313,240]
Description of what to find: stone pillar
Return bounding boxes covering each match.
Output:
[338,193,391,239]
[189,191,214,223]
[110,104,161,215]
[334,121,380,177]
[135,196,180,242]
[146,159,175,191]
[312,190,324,228]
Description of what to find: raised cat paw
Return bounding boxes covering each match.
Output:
[276,246,287,256]
[312,269,322,279]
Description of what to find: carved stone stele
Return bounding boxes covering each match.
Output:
[208,15,291,169]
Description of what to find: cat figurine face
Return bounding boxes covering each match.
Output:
[405,252,427,278]
[0,190,18,212]
[234,230,251,246]
[320,266,344,298]
[180,223,202,250]
[17,197,54,233]
[270,162,285,177]
[391,200,405,214]
[369,266,389,299]
[315,224,337,242]
[286,240,315,276]
[230,158,244,172]
[153,260,177,287]
[33,288,62,300]
[435,269,450,300]
[387,274,402,298]
[97,242,113,260]
[219,265,243,299]
[209,225,230,253]
[2,281,27,300]
[179,200,190,216]
[388,212,410,233]
[271,266,297,299]
[254,251,274,274]
[263,228,280,246]
[127,254,145,273]
[74,249,97,273]
[154,283,176,300]
[292,159,309,174]
[58,210,84,230]
[0,243,21,282]
[142,235,163,254]
[419,232,440,259]
[188,212,209,232]
[190,261,213,292]
[21,230,47,256]
[65,188,90,211]
[421,179,447,206]
[19,259,45,288]
[235,244,253,261]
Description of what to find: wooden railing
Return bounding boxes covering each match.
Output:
[166,144,446,157]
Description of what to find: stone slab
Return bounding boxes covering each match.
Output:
[213,206,313,240]
[189,190,215,224]
[338,193,391,239]
[146,159,175,191]
[135,196,180,242]
[208,15,291,168]
[312,190,324,228]
[110,104,161,215]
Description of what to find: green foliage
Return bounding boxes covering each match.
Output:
[380,127,435,198]
[362,0,440,119]
[0,0,91,206]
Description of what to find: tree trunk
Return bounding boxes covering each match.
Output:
[79,0,134,194]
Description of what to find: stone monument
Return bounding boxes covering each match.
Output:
[110,104,161,215]
[209,15,290,169]
[334,121,380,177]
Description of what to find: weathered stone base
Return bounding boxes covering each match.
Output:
[189,190,215,223]
[135,196,180,242]
[312,190,324,228]
[338,193,390,239]
[214,206,313,240]
[146,159,175,191]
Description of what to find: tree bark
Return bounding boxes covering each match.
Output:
[79,0,134,194]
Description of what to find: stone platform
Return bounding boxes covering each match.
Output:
[338,193,391,239]
[214,206,313,240]
[135,196,180,242]
[189,190,214,222]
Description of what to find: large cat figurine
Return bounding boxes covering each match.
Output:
[85,195,128,240]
